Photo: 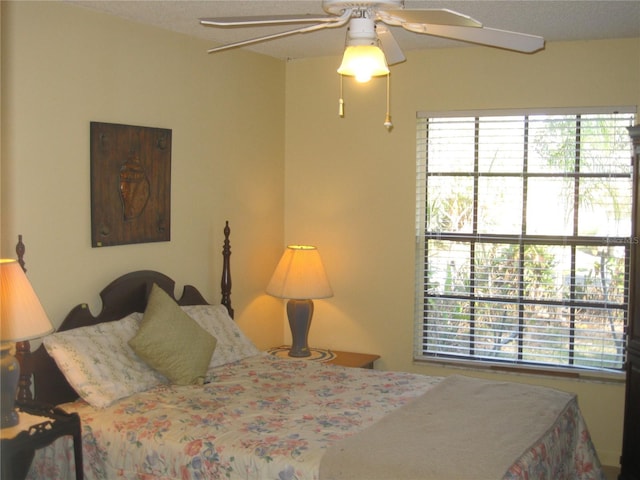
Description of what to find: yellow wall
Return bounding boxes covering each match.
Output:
[0,1,285,348]
[284,38,640,465]
[2,0,640,468]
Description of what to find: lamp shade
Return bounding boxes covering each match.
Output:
[266,246,333,300]
[337,45,389,83]
[0,259,53,342]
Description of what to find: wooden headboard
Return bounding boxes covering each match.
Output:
[25,221,233,406]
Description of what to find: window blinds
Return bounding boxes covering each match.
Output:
[415,108,635,372]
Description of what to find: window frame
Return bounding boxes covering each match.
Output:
[414,107,636,380]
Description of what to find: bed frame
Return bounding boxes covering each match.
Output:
[21,222,234,407]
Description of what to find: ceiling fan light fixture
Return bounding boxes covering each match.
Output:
[337,45,389,83]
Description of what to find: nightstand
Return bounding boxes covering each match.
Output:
[268,346,380,369]
[325,350,380,369]
[1,401,83,480]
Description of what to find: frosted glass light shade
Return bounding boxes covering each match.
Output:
[266,246,333,300]
[337,45,389,83]
[0,259,53,342]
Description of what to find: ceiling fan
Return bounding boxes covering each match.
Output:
[199,0,546,63]
[200,1,544,131]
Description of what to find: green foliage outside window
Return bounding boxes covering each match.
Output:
[416,110,635,373]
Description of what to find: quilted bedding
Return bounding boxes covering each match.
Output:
[28,354,603,480]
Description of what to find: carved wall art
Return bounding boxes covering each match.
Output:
[90,122,172,247]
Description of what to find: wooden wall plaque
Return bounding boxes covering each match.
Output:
[90,122,171,247]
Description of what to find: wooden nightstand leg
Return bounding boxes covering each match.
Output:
[73,422,83,480]
[3,448,35,480]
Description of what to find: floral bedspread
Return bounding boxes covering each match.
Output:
[28,354,603,480]
[504,398,605,480]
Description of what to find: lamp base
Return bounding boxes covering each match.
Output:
[286,299,314,357]
[1,344,20,428]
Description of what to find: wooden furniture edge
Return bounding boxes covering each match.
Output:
[17,222,233,406]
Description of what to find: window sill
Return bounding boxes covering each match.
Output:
[413,356,626,385]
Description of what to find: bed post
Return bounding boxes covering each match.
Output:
[14,235,34,402]
[221,221,234,319]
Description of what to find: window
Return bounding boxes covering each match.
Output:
[415,108,636,374]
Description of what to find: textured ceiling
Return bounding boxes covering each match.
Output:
[67,1,640,60]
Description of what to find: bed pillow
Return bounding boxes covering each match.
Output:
[43,313,167,408]
[182,304,260,369]
[129,284,217,385]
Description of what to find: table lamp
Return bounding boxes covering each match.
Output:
[266,245,333,357]
[1,259,54,428]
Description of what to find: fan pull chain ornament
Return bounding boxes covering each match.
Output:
[384,73,392,131]
[200,0,544,130]
[338,76,345,118]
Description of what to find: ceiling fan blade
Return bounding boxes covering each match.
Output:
[403,24,545,53]
[376,24,406,65]
[206,22,336,53]
[379,9,482,28]
[200,14,339,27]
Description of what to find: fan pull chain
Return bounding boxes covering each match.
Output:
[338,73,393,130]
[384,73,393,131]
[338,74,345,117]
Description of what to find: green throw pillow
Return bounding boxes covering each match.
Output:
[129,283,217,385]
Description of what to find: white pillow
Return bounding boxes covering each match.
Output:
[181,305,260,368]
[43,314,167,408]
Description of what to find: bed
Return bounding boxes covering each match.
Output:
[21,223,605,480]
